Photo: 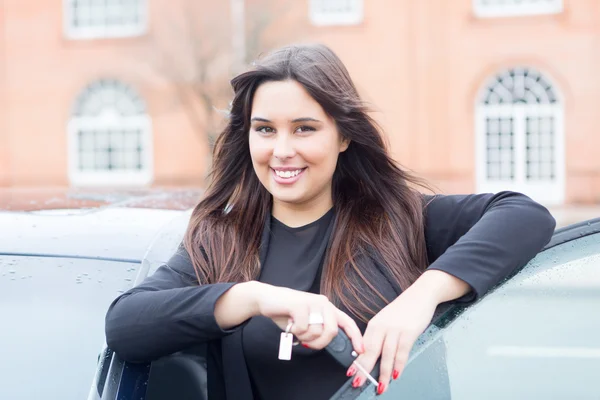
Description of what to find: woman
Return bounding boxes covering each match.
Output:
[105,44,555,399]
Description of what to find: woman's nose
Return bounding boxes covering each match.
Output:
[273,133,296,159]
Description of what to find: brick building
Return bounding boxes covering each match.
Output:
[1,0,600,205]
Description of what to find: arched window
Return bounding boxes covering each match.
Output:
[68,79,153,186]
[475,67,564,205]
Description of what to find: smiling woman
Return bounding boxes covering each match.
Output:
[104,43,556,400]
[249,80,349,227]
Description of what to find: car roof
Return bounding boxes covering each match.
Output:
[0,187,203,260]
[0,187,204,212]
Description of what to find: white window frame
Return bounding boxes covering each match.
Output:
[63,0,148,40]
[68,81,153,187]
[473,0,563,18]
[475,68,565,206]
[309,0,364,26]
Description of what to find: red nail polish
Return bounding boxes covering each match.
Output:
[392,369,399,380]
[302,344,310,348]
[346,367,356,377]
[352,376,361,387]
[377,382,385,395]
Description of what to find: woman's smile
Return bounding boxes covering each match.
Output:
[271,167,307,185]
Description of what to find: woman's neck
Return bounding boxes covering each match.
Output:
[271,193,333,228]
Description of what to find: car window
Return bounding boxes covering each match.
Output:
[361,231,600,400]
[0,256,139,400]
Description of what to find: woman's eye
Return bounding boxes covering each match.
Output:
[295,126,316,134]
[256,126,274,134]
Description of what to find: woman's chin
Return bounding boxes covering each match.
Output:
[270,189,306,205]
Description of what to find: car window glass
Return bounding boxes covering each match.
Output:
[359,232,600,400]
[0,256,139,400]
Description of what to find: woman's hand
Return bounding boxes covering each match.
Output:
[348,286,438,395]
[255,283,364,353]
[349,270,471,395]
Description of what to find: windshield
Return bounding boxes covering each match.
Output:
[0,256,139,400]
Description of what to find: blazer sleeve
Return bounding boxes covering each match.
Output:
[104,243,244,363]
[422,191,556,303]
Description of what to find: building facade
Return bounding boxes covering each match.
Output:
[1,0,600,205]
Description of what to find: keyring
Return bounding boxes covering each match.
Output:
[285,321,294,334]
[284,321,300,346]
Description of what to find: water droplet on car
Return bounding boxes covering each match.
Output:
[9,270,15,274]
[124,278,132,282]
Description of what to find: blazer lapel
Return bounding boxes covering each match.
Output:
[221,212,272,400]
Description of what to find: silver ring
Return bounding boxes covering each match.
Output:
[308,312,325,325]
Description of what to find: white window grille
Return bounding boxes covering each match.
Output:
[475,67,564,205]
[309,0,363,26]
[68,79,153,186]
[64,0,147,40]
[473,0,563,18]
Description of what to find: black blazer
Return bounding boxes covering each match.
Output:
[105,192,556,400]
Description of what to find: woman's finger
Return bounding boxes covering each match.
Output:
[301,306,337,349]
[289,305,310,337]
[377,333,399,394]
[393,335,416,381]
[334,309,364,355]
[352,326,384,388]
[295,307,326,343]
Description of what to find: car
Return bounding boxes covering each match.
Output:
[2,188,599,399]
[89,209,600,399]
[0,187,203,400]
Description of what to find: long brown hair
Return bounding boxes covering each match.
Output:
[184,44,430,322]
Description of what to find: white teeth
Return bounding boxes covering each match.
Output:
[275,169,302,178]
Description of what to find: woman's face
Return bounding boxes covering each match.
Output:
[249,80,349,209]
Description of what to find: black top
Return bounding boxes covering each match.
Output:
[242,208,346,399]
[104,192,557,400]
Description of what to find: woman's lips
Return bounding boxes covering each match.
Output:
[271,168,306,185]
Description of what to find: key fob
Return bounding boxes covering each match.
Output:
[325,330,381,377]
[325,329,357,368]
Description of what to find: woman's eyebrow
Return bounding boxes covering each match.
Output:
[290,117,321,123]
[250,117,271,123]
[250,117,322,123]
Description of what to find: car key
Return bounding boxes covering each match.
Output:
[325,329,380,386]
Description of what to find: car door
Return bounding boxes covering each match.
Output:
[346,219,600,399]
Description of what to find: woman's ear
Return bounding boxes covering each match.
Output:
[339,138,350,153]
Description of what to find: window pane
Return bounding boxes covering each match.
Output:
[375,232,600,399]
[67,0,145,38]
[526,116,555,181]
[486,117,514,180]
[474,0,563,18]
[0,256,139,399]
[309,0,363,26]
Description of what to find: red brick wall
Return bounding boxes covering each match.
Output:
[3,0,600,204]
